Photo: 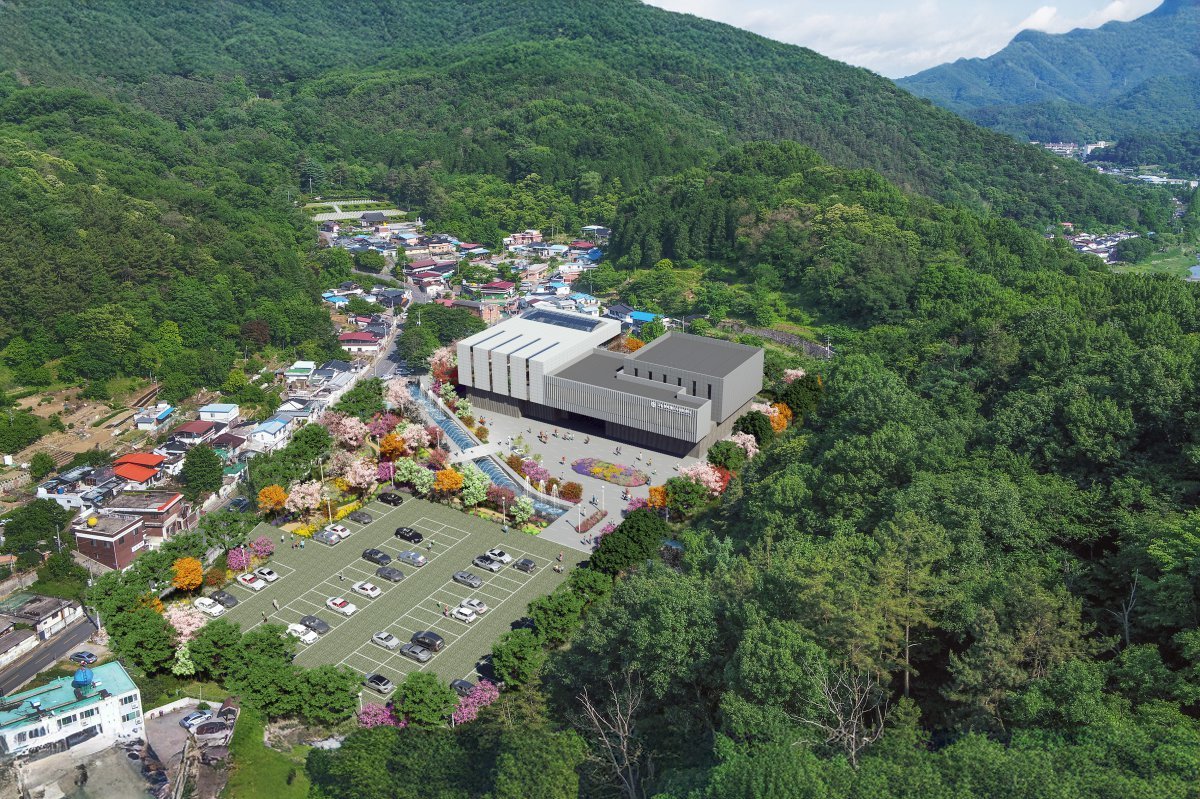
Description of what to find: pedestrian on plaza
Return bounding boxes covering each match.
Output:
[261,611,267,622]
[280,533,285,543]
[339,572,345,581]
[561,456,566,465]
[426,541,433,551]
[272,599,279,610]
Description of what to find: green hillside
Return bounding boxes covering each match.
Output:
[898,0,1200,145]
[0,0,1161,227]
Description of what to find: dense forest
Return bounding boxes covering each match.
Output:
[1092,131,1200,177]
[899,0,1200,161]
[1,1,1200,797]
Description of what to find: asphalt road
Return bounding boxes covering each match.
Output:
[0,619,96,695]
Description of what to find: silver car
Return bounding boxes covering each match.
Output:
[452,571,483,589]
[399,642,432,663]
[372,631,400,650]
[395,550,428,568]
[313,529,340,546]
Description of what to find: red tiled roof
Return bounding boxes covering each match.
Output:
[409,258,438,269]
[174,420,215,436]
[115,452,166,468]
[114,463,159,483]
[338,332,379,342]
[414,272,443,280]
[482,281,516,291]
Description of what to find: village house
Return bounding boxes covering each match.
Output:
[111,453,166,490]
[0,622,38,670]
[198,403,240,425]
[169,420,218,447]
[338,331,382,354]
[134,403,175,432]
[102,491,190,546]
[250,416,294,452]
[0,593,85,641]
[72,513,147,571]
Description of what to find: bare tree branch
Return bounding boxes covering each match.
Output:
[576,672,649,799]
[789,664,889,768]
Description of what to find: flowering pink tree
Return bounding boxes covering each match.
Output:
[486,485,516,508]
[358,703,406,729]
[452,680,500,725]
[750,401,779,417]
[522,460,551,484]
[250,535,275,559]
[625,496,649,513]
[385,378,410,409]
[285,480,323,516]
[328,450,355,477]
[680,462,726,496]
[782,368,807,383]
[226,547,250,572]
[344,458,378,495]
[401,423,431,450]
[367,412,401,439]
[725,432,759,460]
[323,412,370,449]
[164,604,207,642]
[377,460,395,483]
[427,448,449,470]
[599,522,617,535]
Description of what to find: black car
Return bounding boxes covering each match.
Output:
[300,615,331,635]
[210,590,239,608]
[376,565,406,582]
[411,631,445,652]
[362,548,392,566]
[394,526,423,544]
[513,558,537,574]
[348,510,374,525]
[450,679,475,698]
[379,492,405,506]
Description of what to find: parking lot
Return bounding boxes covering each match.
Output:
[217,497,570,693]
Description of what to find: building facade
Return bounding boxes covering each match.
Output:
[101,491,188,546]
[0,663,143,757]
[72,514,147,571]
[457,310,763,456]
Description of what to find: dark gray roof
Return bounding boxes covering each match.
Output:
[551,351,707,406]
[627,332,760,378]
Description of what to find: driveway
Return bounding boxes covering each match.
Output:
[0,619,97,694]
[144,703,200,786]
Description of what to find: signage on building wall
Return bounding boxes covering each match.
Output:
[649,401,694,417]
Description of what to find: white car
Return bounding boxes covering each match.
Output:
[450,606,477,624]
[193,597,225,618]
[254,567,280,583]
[460,598,489,615]
[352,581,382,599]
[324,524,350,540]
[372,631,400,650]
[237,573,266,592]
[326,597,358,616]
[287,623,318,645]
[486,548,514,565]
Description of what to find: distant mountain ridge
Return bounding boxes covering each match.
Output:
[897,0,1200,142]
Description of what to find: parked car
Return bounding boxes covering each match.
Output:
[450,606,477,624]
[460,598,489,615]
[513,558,537,574]
[352,581,382,599]
[379,492,405,506]
[69,651,97,666]
[179,710,213,730]
[472,555,502,573]
[313,529,340,546]
[450,679,476,698]
[399,643,432,663]
[362,548,392,566]
[210,590,239,608]
[486,548,514,565]
[287,623,318,645]
[326,597,358,616]
[237,573,266,591]
[411,631,445,652]
[194,597,225,618]
[254,567,280,583]
[364,673,395,694]
[300,615,331,635]
[228,497,251,512]
[372,631,400,650]
[324,524,350,540]
[375,565,406,583]
[395,550,428,568]
[348,510,374,524]
[453,571,483,589]
[394,526,423,543]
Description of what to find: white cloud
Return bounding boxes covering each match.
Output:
[645,0,1163,77]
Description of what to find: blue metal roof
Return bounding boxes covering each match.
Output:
[0,662,138,731]
[199,403,238,414]
[630,311,660,323]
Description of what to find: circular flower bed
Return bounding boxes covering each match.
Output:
[571,458,649,487]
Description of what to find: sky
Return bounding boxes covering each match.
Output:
[645,0,1163,77]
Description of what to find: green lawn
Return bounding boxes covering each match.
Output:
[217,497,569,693]
[223,706,310,799]
[1111,245,1199,277]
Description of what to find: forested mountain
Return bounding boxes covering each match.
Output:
[0,0,1161,227]
[898,0,1200,145]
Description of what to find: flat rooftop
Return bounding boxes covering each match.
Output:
[73,513,140,537]
[458,309,620,366]
[0,662,137,730]
[552,351,708,407]
[105,491,182,511]
[628,332,760,378]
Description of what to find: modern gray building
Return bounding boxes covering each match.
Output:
[457,309,763,455]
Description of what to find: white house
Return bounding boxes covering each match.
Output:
[250,417,293,452]
[134,403,174,432]
[0,663,143,757]
[198,403,240,425]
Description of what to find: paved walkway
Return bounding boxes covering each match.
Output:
[448,443,500,464]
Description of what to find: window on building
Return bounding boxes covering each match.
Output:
[81,708,98,719]
[27,726,46,739]
[120,695,138,706]
[648,371,653,380]
[57,714,78,730]
[707,384,712,399]
[121,711,139,723]
[692,380,697,396]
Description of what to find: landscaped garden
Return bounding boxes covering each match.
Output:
[570,457,649,487]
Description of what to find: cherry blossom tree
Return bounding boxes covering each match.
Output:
[285,480,323,516]
[250,535,275,558]
[367,412,401,439]
[377,460,395,484]
[344,458,378,495]
[522,460,550,484]
[680,462,726,496]
[401,423,431,450]
[750,401,779,417]
[782,368,807,383]
[323,412,370,449]
[226,547,250,572]
[452,680,500,725]
[327,450,354,477]
[384,378,411,410]
[164,603,207,642]
[358,703,406,728]
[725,432,759,460]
